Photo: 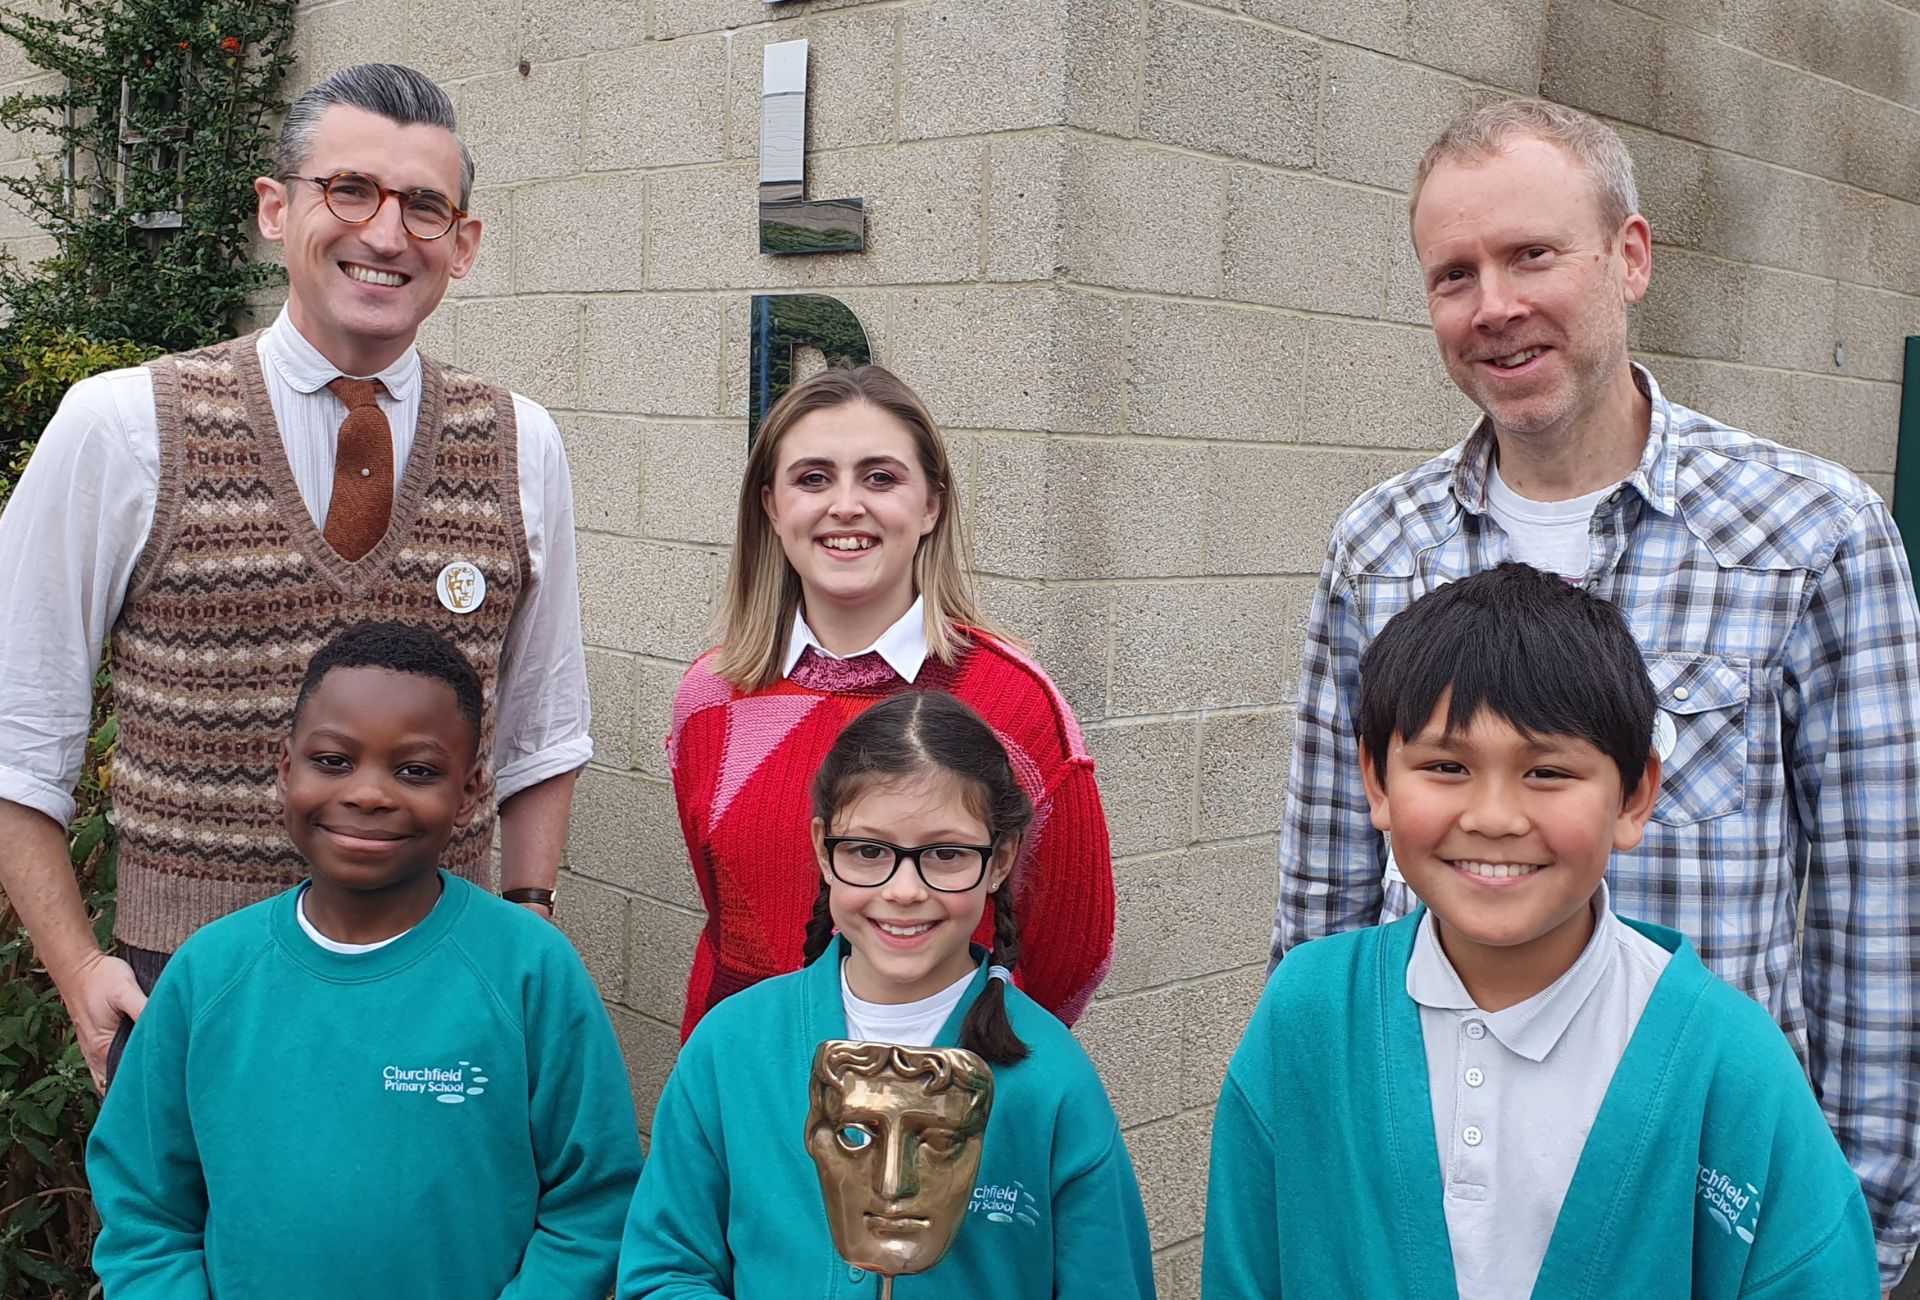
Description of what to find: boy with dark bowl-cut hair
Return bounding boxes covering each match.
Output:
[88,621,642,1300]
[1206,564,1875,1299]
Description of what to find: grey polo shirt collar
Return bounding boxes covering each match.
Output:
[1406,880,1617,1063]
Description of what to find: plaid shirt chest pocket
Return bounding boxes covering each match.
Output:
[1646,651,1751,825]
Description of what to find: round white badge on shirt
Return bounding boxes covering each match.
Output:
[1654,710,1678,763]
[435,561,487,615]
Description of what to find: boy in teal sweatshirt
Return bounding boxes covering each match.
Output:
[88,622,644,1299]
[1207,564,1875,1299]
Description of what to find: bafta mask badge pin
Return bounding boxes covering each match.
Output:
[805,1040,995,1295]
[435,560,486,615]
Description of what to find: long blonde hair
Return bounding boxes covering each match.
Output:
[710,365,1003,690]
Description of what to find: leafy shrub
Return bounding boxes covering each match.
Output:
[0,675,116,1298]
[0,2,293,1294]
[0,331,160,502]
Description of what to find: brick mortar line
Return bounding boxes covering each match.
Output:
[1115,1101,1215,1138]
[1634,347,1908,389]
[562,871,694,915]
[449,263,1908,343]
[1124,0,1148,131]
[1100,832,1280,865]
[561,869,705,920]
[1151,0,1545,103]
[1605,114,1920,220]
[889,3,905,145]
[1649,240,1920,309]
[1086,961,1271,1005]
[580,645,706,671]
[1159,0,1920,163]
[573,542,1332,584]
[1062,121,1411,203]
[1589,112,1920,217]
[1655,239,1920,306]
[969,572,1329,590]
[557,402,1899,471]
[1607,0,1920,119]
[647,0,914,47]
[603,1002,677,1033]
[1038,428,1457,454]
[1088,703,1292,727]
[1108,828,1283,860]
[574,524,1333,570]
[1150,1235,1204,1261]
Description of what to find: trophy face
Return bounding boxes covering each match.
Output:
[805,1041,994,1277]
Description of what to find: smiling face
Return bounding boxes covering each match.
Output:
[761,400,941,639]
[1361,694,1658,1003]
[814,771,1015,1006]
[255,104,481,376]
[805,1041,993,1278]
[278,665,483,910]
[1412,135,1650,448]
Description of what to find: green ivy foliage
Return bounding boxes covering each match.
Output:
[0,0,296,351]
[0,3,293,1293]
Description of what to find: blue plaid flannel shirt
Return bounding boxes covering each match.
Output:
[1272,366,1920,1284]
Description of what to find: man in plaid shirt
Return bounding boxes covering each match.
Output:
[1272,98,1920,1290]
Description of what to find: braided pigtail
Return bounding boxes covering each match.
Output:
[959,876,1029,1066]
[801,873,837,964]
[813,690,1036,1066]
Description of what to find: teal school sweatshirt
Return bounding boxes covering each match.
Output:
[1202,911,1876,1299]
[88,872,645,1299]
[616,941,1156,1299]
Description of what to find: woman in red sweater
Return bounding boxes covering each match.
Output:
[669,365,1114,1036]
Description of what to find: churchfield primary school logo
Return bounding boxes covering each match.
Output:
[383,1060,489,1105]
[1698,1164,1760,1243]
[971,1180,1040,1229]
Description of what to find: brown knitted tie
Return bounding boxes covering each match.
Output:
[322,377,393,562]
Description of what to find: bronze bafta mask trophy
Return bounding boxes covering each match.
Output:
[805,1040,996,1298]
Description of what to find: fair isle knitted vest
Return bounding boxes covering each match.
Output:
[109,333,527,953]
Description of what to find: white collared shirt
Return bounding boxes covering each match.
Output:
[1406,881,1672,1299]
[0,308,591,825]
[781,595,928,684]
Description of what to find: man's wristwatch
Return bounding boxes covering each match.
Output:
[502,887,557,911]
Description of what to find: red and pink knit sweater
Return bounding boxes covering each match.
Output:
[668,629,1114,1038]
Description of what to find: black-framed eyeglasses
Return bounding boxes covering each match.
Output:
[281,171,467,240]
[822,835,999,893]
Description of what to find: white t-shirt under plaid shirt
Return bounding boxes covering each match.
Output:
[1272,364,1920,1286]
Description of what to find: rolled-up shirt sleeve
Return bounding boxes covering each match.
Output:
[492,395,593,802]
[0,368,159,825]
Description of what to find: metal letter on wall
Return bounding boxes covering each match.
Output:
[759,39,865,255]
[1895,337,1920,577]
[749,295,873,443]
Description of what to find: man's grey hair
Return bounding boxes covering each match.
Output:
[1410,99,1640,236]
[274,63,475,207]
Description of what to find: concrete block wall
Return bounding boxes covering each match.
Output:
[0,0,64,273]
[3,0,1917,1291]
